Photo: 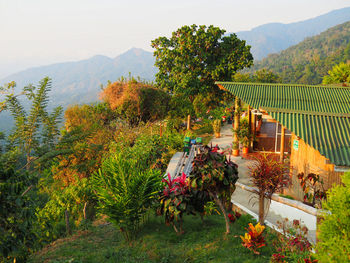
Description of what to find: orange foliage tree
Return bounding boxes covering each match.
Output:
[52,103,116,185]
[99,78,170,125]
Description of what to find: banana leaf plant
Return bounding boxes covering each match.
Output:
[190,144,239,234]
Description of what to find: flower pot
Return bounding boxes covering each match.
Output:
[215,132,221,138]
[232,149,239,156]
[242,146,249,154]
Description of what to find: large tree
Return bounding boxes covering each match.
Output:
[151,24,253,101]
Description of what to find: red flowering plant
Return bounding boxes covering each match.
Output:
[190,144,239,234]
[240,222,266,254]
[297,172,326,208]
[271,218,317,263]
[158,172,209,234]
[248,153,290,224]
[228,211,241,223]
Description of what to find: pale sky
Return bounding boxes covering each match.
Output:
[1,0,350,78]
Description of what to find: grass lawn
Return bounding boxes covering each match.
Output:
[29,214,277,263]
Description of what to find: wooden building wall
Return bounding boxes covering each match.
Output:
[288,134,344,201]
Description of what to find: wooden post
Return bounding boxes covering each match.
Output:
[65,210,72,235]
[233,98,239,143]
[247,105,251,132]
[250,113,256,148]
[280,125,285,163]
[187,115,191,130]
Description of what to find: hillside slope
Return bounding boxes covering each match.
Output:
[236,6,350,60]
[250,21,350,84]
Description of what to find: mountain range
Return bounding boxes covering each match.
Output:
[236,6,350,60]
[1,6,350,134]
[1,48,157,107]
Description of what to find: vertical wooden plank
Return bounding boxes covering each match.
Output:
[247,105,251,132]
[280,125,285,162]
[250,113,256,148]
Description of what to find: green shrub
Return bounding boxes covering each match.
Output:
[193,94,212,118]
[0,162,38,262]
[36,176,94,243]
[316,170,350,262]
[92,153,162,241]
[167,94,194,119]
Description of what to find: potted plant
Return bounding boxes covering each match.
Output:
[237,118,251,154]
[212,119,221,138]
[232,142,239,156]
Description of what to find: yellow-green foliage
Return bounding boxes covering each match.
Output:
[322,62,350,86]
[316,171,350,262]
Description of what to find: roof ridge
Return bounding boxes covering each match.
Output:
[215,81,350,90]
[263,107,350,117]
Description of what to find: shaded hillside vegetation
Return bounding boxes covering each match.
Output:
[251,21,350,84]
[236,6,350,60]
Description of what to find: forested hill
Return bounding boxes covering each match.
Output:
[236,6,350,60]
[250,21,350,85]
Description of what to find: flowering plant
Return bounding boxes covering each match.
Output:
[228,211,241,223]
[271,218,317,263]
[158,172,209,234]
[297,172,326,208]
[240,222,266,254]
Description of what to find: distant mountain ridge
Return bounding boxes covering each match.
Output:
[0,48,157,107]
[250,21,350,84]
[236,6,350,60]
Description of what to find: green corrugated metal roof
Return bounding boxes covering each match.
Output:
[216,82,350,166]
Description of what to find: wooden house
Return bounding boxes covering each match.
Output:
[216,82,350,200]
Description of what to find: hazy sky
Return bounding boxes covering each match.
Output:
[1,0,350,78]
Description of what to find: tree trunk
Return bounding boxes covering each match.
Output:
[65,210,72,235]
[83,202,88,220]
[259,193,265,224]
[210,192,230,234]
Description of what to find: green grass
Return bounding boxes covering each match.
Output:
[279,194,295,200]
[29,214,277,263]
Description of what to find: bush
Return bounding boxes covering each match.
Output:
[158,173,210,234]
[316,171,350,262]
[100,79,170,125]
[92,153,162,241]
[167,94,195,119]
[0,162,37,262]
[190,145,239,234]
[36,176,95,243]
[271,218,315,262]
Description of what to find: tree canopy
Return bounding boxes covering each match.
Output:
[322,62,350,86]
[151,24,253,100]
